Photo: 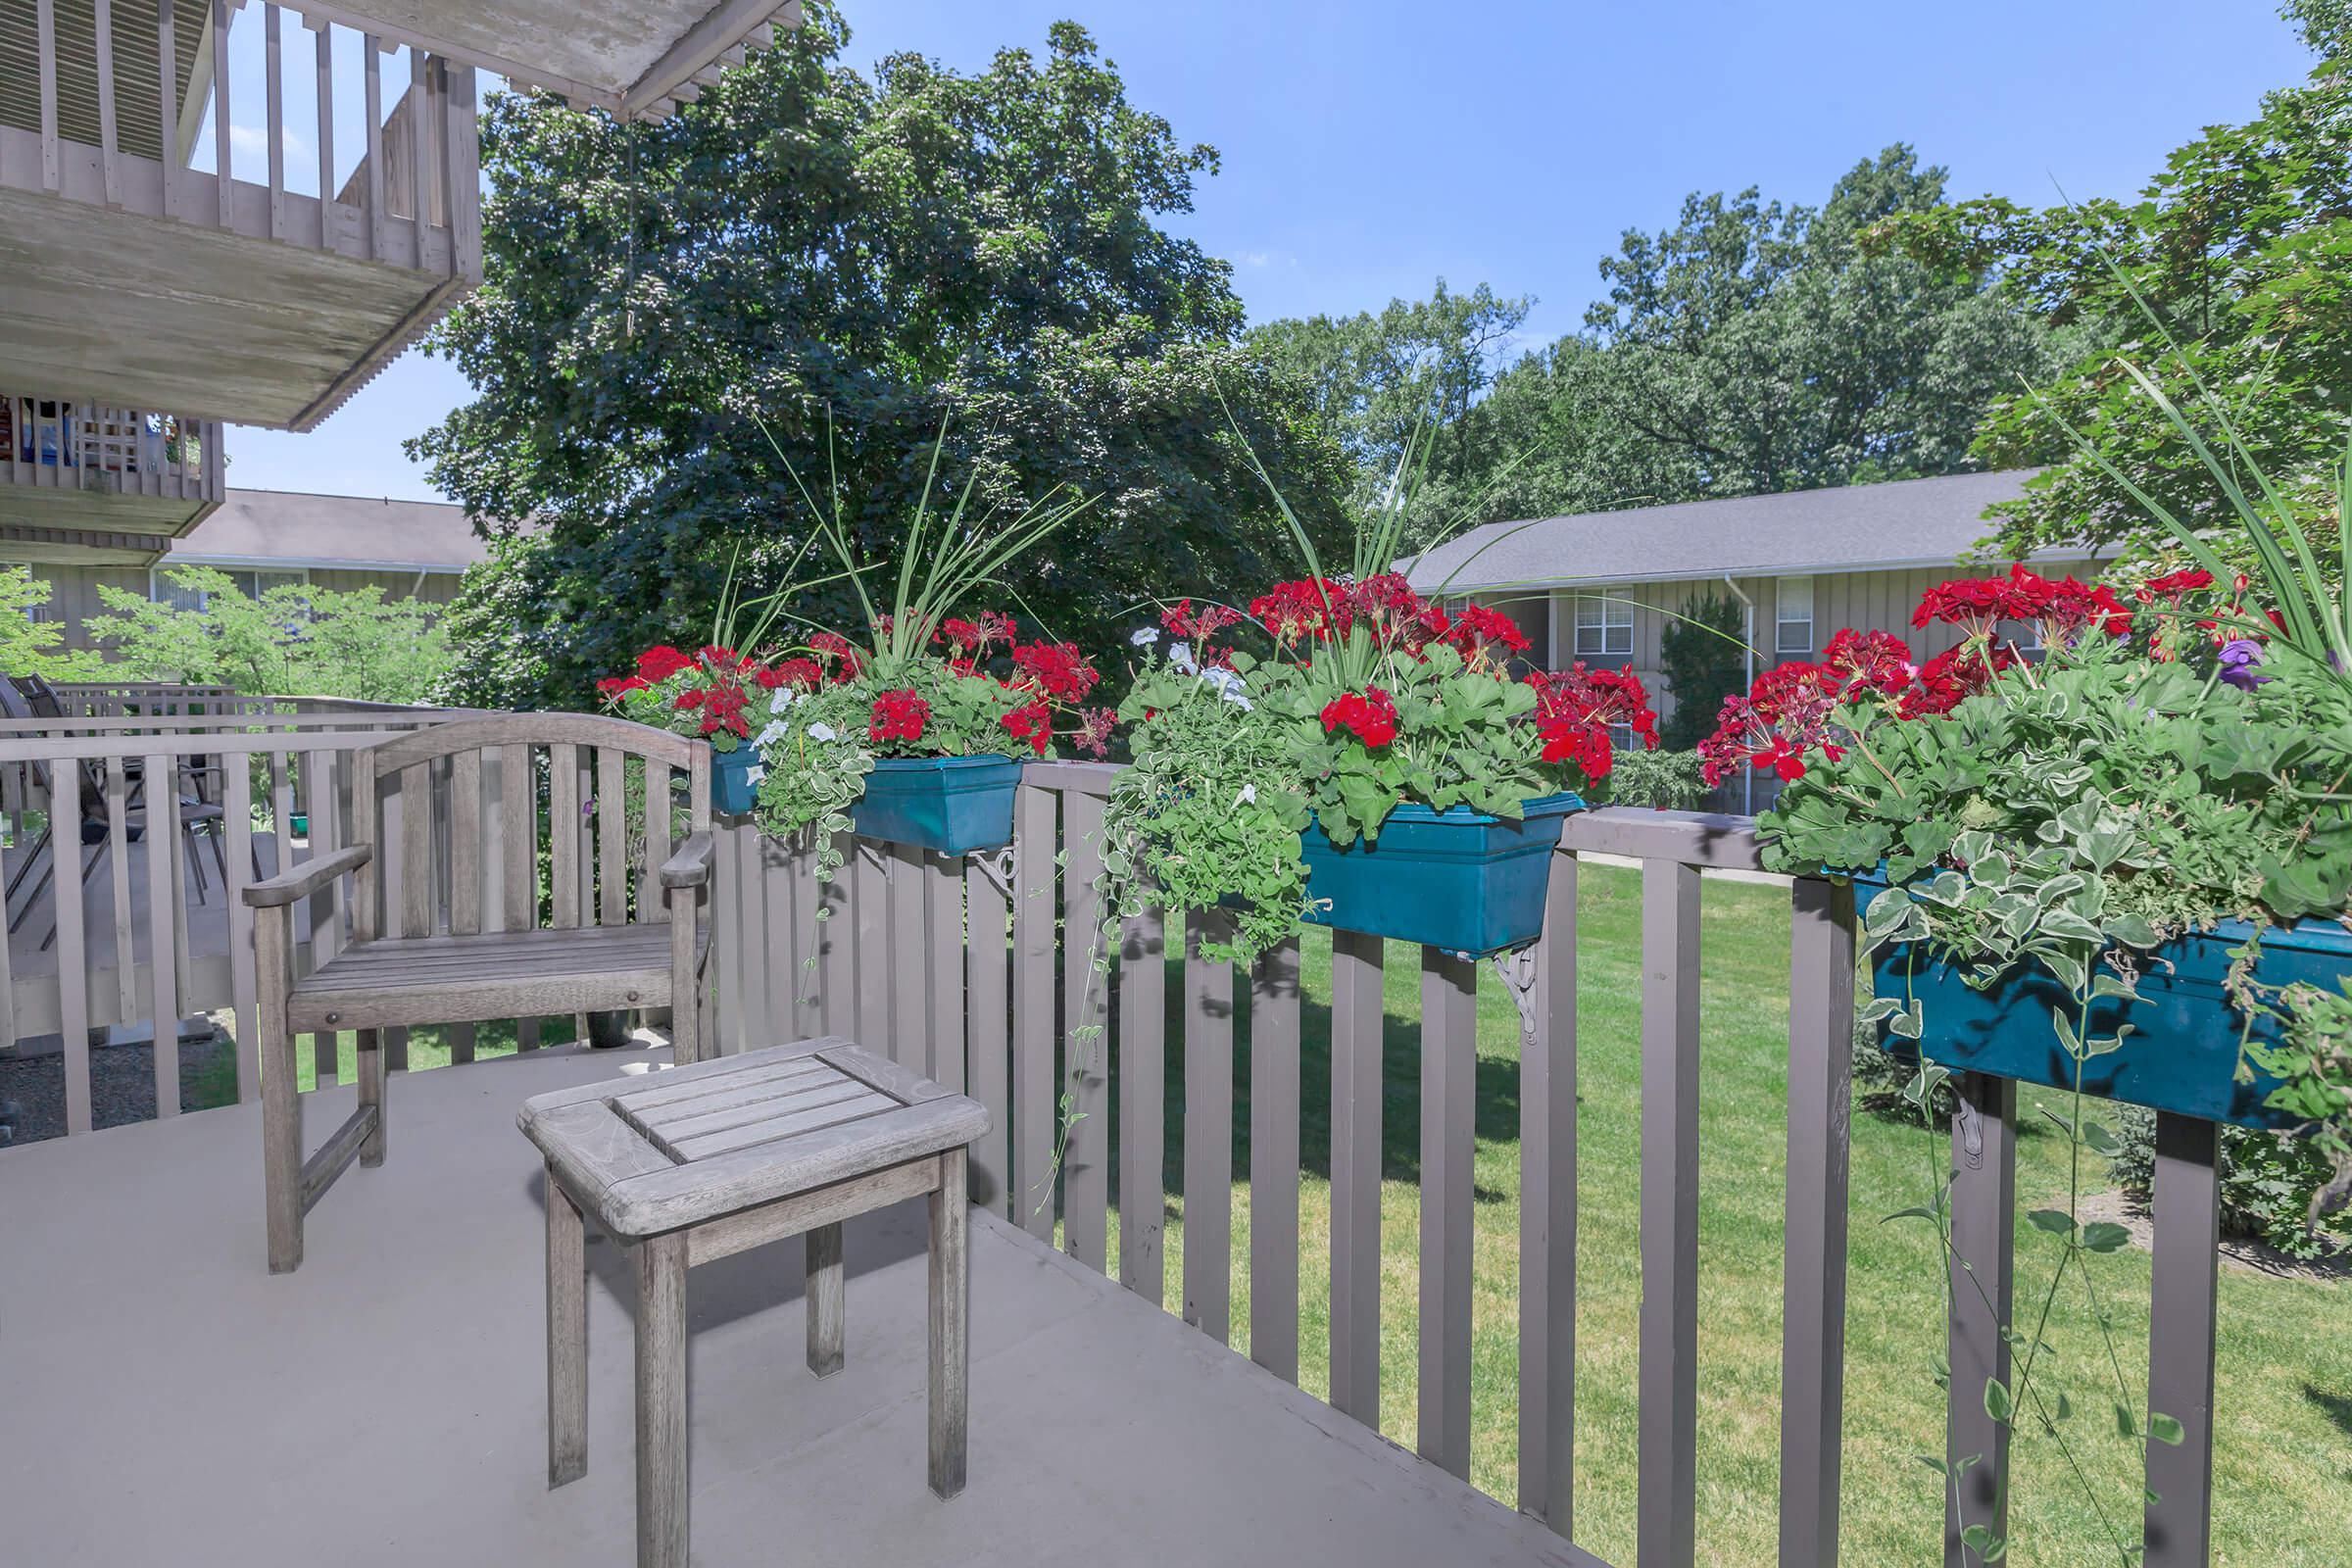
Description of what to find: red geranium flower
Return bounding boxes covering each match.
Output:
[868,689,929,745]
[999,701,1054,757]
[1009,641,1102,704]
[636,645,695,683]
[1321,687,1399,749]
[1441,605,1531,664]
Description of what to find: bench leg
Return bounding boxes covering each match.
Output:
[636,1233,690,1568]
[258,909,302,1274]
[807,1222,845,1377]
[547,1165,588,1488]
[356,1028,387,1167]
[928,1148,969,1500]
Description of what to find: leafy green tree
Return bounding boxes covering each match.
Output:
[1869,9,2352,562]
[85,568,453,703]
[0,566,109,683]
[1247,279,1531,520]
[1656,588,1749,749]
[413,7,1349,710]
[1580,145,2059,499]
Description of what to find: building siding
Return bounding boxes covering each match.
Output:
[1482,558,2099,731]
[4,560,468,650]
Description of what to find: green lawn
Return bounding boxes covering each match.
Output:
[247,865,2349,1565]
[1096,865,2352,1567]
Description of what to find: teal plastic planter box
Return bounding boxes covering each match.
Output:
[1298,793,1587,957]
[852,756,1023,855]
[1853,870,2352,1129]
[711,747,761,816]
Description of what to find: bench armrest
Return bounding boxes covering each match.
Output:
[661,831,715,890]
[242,844,371,908]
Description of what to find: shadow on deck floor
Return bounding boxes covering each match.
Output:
[0,1046,1586,1567]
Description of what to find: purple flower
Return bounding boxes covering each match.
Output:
[2217,638,2271,691]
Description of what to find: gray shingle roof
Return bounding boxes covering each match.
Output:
[1402,469,2042,591]
[168,488,489,573]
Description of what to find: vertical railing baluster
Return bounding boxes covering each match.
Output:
[225,748,258,1098]
[926,852,964,1094]
[303,746,342,1083]
[1011,785,1058,1240]
[1781,875,1856,1568]
[1947,1071,2017,1566]
[310,17,334,228]
[1639,858,1701,1568]
[1418,946,1477,1478]
[144,751,178,1116]
[1250,935,1301,1385]
[362,34,385,261]
[817,829,855,1036]
[56,748,92,1133]
[36,0,59,192]
[2144,1113,2221,1568]
[889,842,930,1073]
[1520,851,1578,1530]
[106,759,135,1030]
[853,841,890,1054]
[1117,905,1166,1302]
[265,4,285,239]
[408,50,429,259]
[95,0,122,206]
[1328,927,1385,1426]
[1182,907,1235,1345]
[964,847,1010,1220]
[211,0,231,225]
[1061,789,1109,1272]
[156,0,177,218]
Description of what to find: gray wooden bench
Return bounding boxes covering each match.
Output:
[519,1038,990,1568]
[243,713,715,1274]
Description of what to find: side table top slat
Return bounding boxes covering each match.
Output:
[518,1038,989,1241]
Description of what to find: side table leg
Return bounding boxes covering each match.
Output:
[807,1222,845,1377]
[636,1233,690,1568]
[928,1148,969,1499]
[547,1165,588,1488]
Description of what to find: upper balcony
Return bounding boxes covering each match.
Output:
[296,0,807,121]
[1,391,223,559]
[0,1,480,431]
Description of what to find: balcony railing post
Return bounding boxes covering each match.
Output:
[1249,935,1301,1385]
[1181,906,1235,1343]
[1115,906,1166,1300]
[1781,873,1856,1568]
[1327,926,1385,1427]
[2144,1112,2222,1567]
[1946,1070,2017,1566]
[1519,851,1578,1532]
[1639,858,1702,1568]
[1418,945,1478,1479]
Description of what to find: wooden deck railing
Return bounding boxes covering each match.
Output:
[7,730,2232,1566]
[710,760,2232,1568]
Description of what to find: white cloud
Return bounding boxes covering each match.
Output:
[228,122,315,175]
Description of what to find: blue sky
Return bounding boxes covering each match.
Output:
[227,0,2315,501]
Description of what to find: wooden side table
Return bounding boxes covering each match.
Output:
[519,1038,991,1568]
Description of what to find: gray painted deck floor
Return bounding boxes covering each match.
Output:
[0,1045,1583,1568]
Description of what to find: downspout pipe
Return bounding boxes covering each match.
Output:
[1721,574,1755,817]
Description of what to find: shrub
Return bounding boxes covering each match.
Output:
[1604,747,1706,810]
[2107,1109,2352,1261]
[87,567,453,703]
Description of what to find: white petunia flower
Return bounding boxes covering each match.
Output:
[808,721,838,743]
[769,688,799,713]
[746,764,765,786]
[1168,641,1198,674]
[1130,626,1160,647]
[755,720,789,748]
[1236,783,1256,806]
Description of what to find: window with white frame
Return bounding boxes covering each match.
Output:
[1775,575,1815,654]
[1572,594,1635,664]
[151,565,308,612]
